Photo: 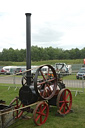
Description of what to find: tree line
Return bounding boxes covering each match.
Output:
[0,46,85,62]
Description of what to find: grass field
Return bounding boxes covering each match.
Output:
[0,60,84,127]
[0,85,85,128]
[0,73,77,80]
[0,59,84,66]
[63,74,76,80]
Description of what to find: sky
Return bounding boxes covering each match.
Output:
[0,0,85,52]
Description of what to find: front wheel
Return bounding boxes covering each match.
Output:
[33,101,49,126]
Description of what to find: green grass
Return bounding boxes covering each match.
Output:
[63,74,76,80]
[0,86,20,104]
[0,59,84,66]
[0,73,78,80]
[0,85,85,128]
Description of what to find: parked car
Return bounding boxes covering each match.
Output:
[0,68,7,74]
[15,68,22,74]
[76,67,85,79]
[15,67,26,75]
[0,66,19,75]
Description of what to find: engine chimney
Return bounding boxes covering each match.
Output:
[25,13,31,86]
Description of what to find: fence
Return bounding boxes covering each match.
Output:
[72,64,83,73]
[0,73,85,96]
[63,79,84,96]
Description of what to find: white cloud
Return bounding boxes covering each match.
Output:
[0,0,85,51]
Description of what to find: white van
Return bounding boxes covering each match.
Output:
[55,63,72,75]
[1,66,17,75]
[67,65,72,74]
[31,66,38,75]
[1,66,18,75]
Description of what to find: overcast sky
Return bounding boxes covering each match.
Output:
[0,0,85,52]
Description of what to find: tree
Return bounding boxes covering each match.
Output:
[8,48,17,61]
[1,48,9,61]
[16,49,26,62]
[81,47,85,59]
[0,46,85,62]
[63,50,70,59]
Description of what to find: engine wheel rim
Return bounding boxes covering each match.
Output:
[33,101,49,126]
[57,88,72,114]
[34,65,57,100]
[9,97,24,119]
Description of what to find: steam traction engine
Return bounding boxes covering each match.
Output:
[10,13,72,126]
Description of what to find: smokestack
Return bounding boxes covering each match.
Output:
[25,13,31,86]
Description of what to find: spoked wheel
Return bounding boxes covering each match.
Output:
[33,101,49,126]
[9,97,24,119]
[34,65,57,100]
[57,88,72,115]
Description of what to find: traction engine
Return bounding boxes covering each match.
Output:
[9,13,72,126]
